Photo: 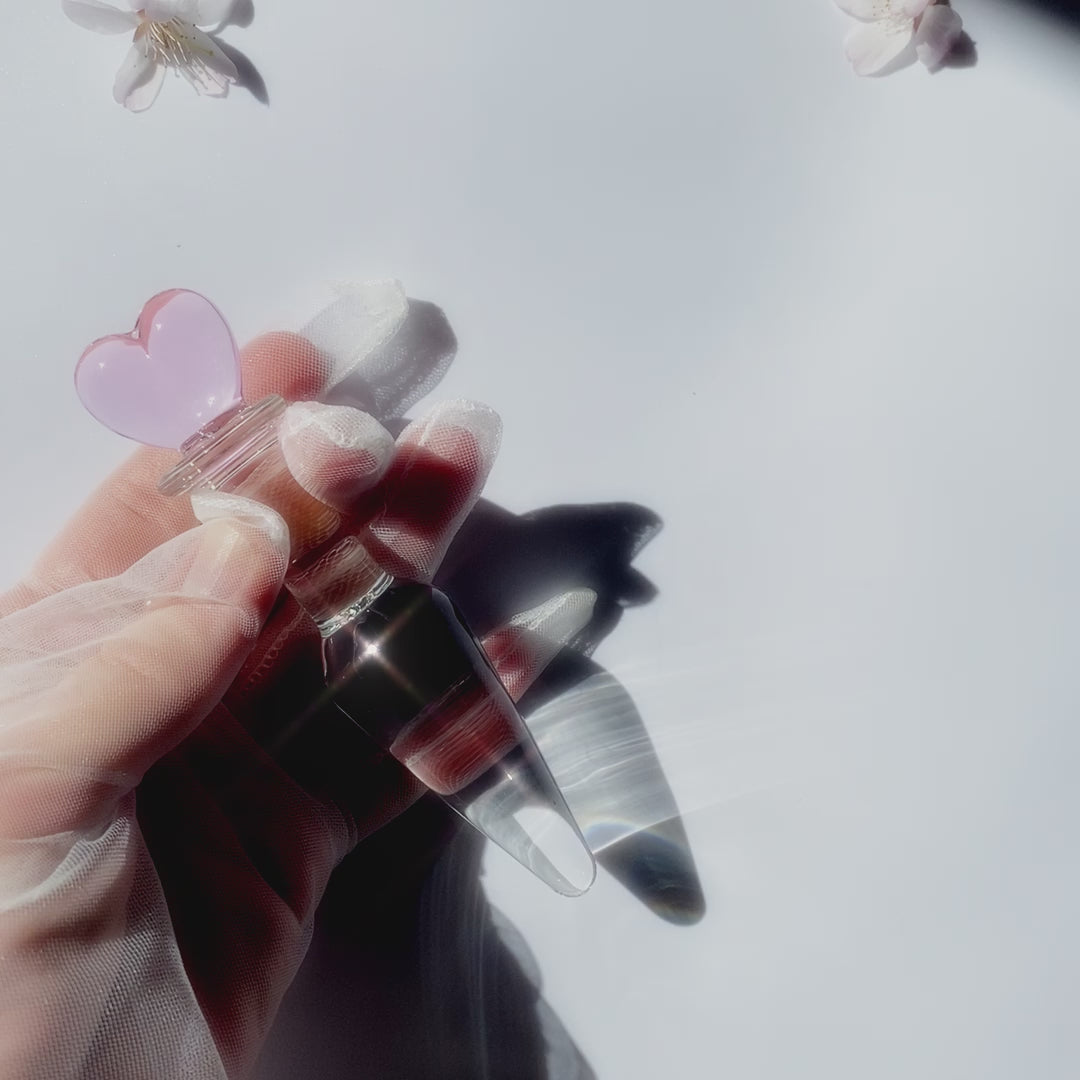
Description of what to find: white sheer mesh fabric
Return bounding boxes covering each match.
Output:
[278,396,503,583]
[279,403,395,511]
[0,284,588,1078]
[297,280,410,400]
[0,513,289,1080]
[367,399,503,581]
[302,282,458,423]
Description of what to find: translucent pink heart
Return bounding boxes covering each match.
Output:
[75,289,243,450]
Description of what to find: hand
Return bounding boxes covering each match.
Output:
[0,328,592,1079]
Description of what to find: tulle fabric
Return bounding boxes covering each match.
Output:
[0,511,288,1079]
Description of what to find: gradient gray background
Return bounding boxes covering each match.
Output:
[1,2,1078,1076]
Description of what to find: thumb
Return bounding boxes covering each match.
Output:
[0,497,288,838]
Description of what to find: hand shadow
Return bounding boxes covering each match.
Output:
[254,298,704,1079]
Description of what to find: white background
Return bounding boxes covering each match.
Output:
[3,2,1080,1077]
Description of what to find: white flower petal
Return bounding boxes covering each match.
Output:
[142,0,193,20]
[173,24,238,96]
[61,0,137,34]
[915,4,964,69]
[834,0,883,19]
[900,0,933,17]
[113,42,162,110]
[835,0,930,19]
[844,19,917,76]
[193,0,235,27]
[124,59,167,112]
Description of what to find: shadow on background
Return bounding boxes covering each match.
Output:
[255,299,704,1079]
[213,0,268,104]
[1010,0,1080,32]
[940,29,978,68]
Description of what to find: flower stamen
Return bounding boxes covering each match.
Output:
[135,16,224,89]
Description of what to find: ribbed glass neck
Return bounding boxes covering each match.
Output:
[157,393,394,635]
[158,395,287,497]
[287,536,394,636]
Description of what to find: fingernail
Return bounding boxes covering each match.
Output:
[281,402,395,467]
[298,281,410,390]
[398,399,503,465]
[280,402,397,508]
[507,588,598,642]
[187,492,293,591]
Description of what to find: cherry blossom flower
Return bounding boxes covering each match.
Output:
[836,0,964,77]
[62,0,238,111]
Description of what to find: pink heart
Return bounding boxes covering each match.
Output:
[75,290,243,450]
